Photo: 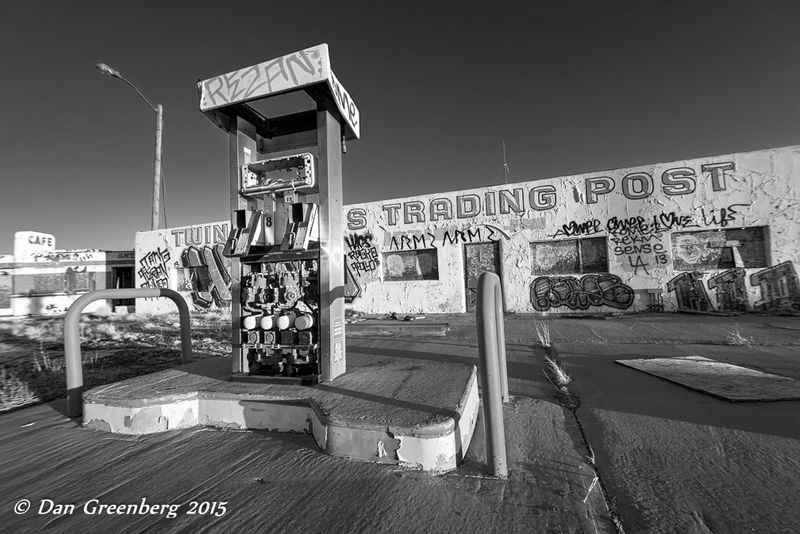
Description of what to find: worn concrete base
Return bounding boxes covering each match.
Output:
[82,356,479,473]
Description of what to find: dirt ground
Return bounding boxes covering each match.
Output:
[0,313,229,412]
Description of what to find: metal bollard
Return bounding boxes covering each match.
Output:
[476,271,509,477]
[64,288,192,418]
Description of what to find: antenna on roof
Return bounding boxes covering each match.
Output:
[502,140,510,184]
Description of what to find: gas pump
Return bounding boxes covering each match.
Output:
[198,44,359,384]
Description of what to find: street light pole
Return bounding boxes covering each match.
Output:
[152,104,163,231]
[96,63,163,230]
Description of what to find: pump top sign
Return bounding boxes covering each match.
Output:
[198,43,360,139]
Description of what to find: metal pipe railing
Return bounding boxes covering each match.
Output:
[64,288,192,417]
[476,271,509,477]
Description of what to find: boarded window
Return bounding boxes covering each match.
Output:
[672,227,768,271]
[383,249,439,281]
[531,237,608,275]
[28,267,95,295]
[0,272,10,308]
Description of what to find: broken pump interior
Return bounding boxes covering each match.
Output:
[198,43,359,385]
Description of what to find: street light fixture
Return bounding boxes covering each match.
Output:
[96,62,164,231]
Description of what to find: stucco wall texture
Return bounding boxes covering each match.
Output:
[136,145,800,315]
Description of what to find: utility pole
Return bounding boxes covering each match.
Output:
[502,140,510,184]
[152,104,163,230]
[96,63,163,230]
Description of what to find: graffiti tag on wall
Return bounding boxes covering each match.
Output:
[707,268,749,312]
[345,232,379,276]
[749,261,800,312]
[31,250,100,263]
[667,261,800,312]
[530,273,634,312]
[387,224,508,251]
[139,247,171,289]
[667,271,712,312]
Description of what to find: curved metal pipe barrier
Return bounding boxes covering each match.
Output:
[476,271,509,477]
[64,288,192,418]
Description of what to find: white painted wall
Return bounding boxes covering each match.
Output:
[344,145,800,314]
[134,221,230,314]
[135,145,800,315]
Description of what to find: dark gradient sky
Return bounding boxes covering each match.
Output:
[2,0,800,252]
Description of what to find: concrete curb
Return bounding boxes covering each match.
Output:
[83,360,479,473]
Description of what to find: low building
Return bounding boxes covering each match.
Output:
[134,145,800,315]
[0,231,135,316]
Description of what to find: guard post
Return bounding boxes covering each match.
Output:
[198,44,359,384]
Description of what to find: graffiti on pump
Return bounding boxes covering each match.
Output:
[530,273,634,312]
[345,232,379,275]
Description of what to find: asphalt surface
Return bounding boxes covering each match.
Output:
[2,312,798,533]
[441,313,800,533]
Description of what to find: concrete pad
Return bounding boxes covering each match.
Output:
[616,355,800,401]
[82,356,479,473]
[0,396,613,533]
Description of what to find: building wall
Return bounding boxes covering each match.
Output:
[134,145,800,315]
[134,221,231,314]
[0,255,13,316]
[344,145,800,314]
[3,232,135,316]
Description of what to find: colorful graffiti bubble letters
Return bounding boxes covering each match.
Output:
[530,273,634,312]
[749,261,800,311]
[707,268,748,311]
[181,245,232,308]
[667,271,712,312]
[344,262,362,302]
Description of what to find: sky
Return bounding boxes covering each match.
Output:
[2,0,800,253]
